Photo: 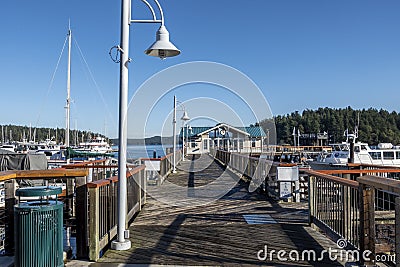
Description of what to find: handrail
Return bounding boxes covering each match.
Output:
[348,163,400,169]
[302,169,359,188]
[140,150,176,161]
[318,169,400,175]
[62,158,108,168]
[358,175,400,195]
[86,165,146,189]
[0,169,89,182]
[65,165,119,169]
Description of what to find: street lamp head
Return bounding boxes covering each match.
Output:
[145,25,180,59]
[181,111,190,121]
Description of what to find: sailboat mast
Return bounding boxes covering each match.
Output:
[65,24,72,147]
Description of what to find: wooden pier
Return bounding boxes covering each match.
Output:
[3,152,400,266]
[94,154,343,266]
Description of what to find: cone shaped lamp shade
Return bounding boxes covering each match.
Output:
[181,111,190,121]
[145,25,180,59]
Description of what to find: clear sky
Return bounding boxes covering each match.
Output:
[0,0,399,138]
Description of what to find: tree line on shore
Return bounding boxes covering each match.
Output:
[260,107,400,146]
[4,107,400,147]
[0,124,107,145]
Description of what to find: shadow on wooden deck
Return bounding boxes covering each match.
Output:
[95,154,346,266]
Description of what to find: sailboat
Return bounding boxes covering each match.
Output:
[48,25,114,165]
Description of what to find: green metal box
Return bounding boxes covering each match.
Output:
[14,186,63,267]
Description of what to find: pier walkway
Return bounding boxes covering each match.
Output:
[92,154,343,266]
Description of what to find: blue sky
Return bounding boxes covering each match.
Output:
[0,0,399,138]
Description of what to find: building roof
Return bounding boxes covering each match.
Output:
[179,123,266,138]
[238,127,266,137]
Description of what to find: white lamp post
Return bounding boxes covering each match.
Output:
[187,125,192,154]
[112,0,180,251]
[181,110,190,161]
[172,97,189,171]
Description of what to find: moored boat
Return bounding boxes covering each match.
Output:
[309,140,400,169]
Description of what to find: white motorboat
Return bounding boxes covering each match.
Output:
[76,136,112,154]
[310,140,400,169]
[0,144,16,153]
[35,139,62,158]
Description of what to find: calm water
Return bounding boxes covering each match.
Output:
[112,144,174,159]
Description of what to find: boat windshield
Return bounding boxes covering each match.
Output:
[333,152,348,158]
[332,144,349,151]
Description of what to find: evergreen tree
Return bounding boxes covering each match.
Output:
[259,107,400,145]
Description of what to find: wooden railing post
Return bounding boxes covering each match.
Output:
[359,183,375,265]
[342,186,351,245]
[88,186,100,261]
[141,167,146,206]
[75,184,88,259]
[66,177,75,217]
[308,175,315,226]
[5,179,17,253]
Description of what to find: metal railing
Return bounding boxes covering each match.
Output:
[305,168,400,266]
[63,158,119,182]
[79,165,146,261]
[141,150,181,185]
[358,175,400,265]
[212,148,274,181]
[305,170,360,249]
[211,149,303,201]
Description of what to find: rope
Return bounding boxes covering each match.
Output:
[74,38,116,130]
[35,35,68,127]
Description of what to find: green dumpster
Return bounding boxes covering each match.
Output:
[14,186,63,267]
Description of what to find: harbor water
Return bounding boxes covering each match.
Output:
[112,144,174,160]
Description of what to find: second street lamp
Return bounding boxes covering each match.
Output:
[181,110,190,161]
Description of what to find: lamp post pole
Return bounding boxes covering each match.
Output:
[172,95,177,173]
[112,0,180,251]
[112,0,131,251]
[180,110,189,161]
[173,98,189,167]
[186,124,191,155]
[182,122,185,161]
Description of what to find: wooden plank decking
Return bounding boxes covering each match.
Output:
[95,154,344,266]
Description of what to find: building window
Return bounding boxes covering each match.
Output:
[239,140,244,149]
[203,139,208,150]
[252,139,256,148]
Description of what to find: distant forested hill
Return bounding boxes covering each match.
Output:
[260,107,400,145]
